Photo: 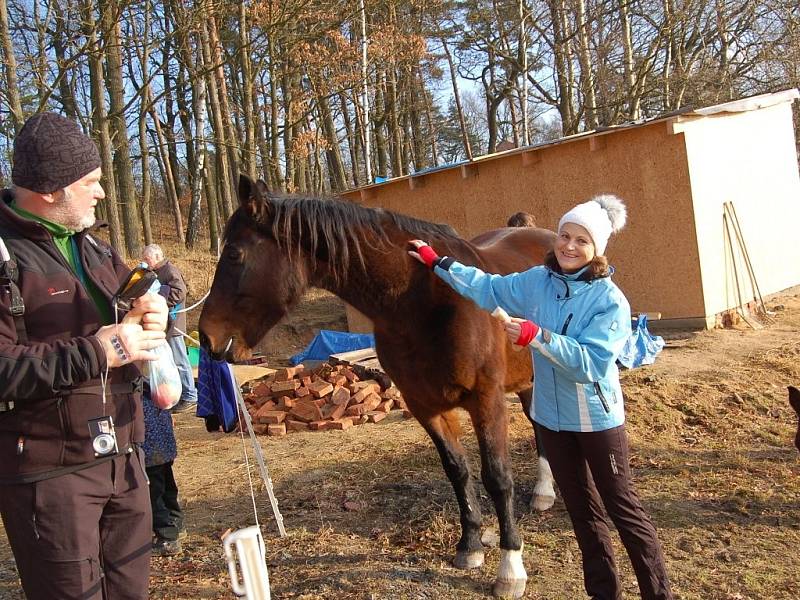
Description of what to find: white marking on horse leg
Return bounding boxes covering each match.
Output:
[531,455,556,512]
[492,546,527,599]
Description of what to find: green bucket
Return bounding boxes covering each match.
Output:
[187,346,200,368]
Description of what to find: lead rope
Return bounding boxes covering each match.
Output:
[175,285,278,597]
[175,288,285,537]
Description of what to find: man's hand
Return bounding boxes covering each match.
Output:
[408,240,441,269]
[123,293,168,332]
[505,317,539,346]
[94,323,167,368]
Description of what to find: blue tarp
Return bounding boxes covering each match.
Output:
[290,330,376,366]
[618,315,665,369]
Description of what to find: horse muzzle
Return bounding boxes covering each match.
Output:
[199,330,232,362]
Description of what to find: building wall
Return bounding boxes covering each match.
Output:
[341,121,705,331]
[679,103,800,319]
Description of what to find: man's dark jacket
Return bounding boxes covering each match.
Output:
[154,260,187,336]
[0,190,143,484]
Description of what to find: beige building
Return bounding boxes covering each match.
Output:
[341,89,800,330]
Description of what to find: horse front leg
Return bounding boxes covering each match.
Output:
[471,391,527,599]
[518,387,556,512]
[418,409,485,569]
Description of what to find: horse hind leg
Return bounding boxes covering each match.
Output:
[518,387,556,512]
[471,391,527,599]
[419,410,485,569]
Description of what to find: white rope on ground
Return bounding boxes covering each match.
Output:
[173,283,285,537]
[230,365,286,537]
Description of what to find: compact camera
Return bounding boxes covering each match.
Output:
[88,416,119,457]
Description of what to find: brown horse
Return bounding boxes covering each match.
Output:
[789,386,800,452]
[199,175,555,598]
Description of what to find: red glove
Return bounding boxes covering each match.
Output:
[515,320,539,346]
[416,243,441,269]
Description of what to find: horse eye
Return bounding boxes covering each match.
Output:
[226,247,243,262]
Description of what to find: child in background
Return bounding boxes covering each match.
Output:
[142,384,186,555]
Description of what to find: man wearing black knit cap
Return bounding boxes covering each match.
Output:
[0,112,169,599]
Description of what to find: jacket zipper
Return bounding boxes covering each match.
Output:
[594,382,610,413]
[56,397,68,465]
[560,313,573,335]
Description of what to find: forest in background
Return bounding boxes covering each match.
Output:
[0,0,798,257]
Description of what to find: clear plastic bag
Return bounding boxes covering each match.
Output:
[148,342,182,409]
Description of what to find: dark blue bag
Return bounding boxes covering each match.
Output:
[618,315,664,369]
[196,348,240,433]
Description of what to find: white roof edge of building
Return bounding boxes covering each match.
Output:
[689,88,799,117]
[344,88,800,195]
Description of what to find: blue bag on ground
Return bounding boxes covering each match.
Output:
[196,348,240,433]
[290,330,375,365]
[618,315,665,369]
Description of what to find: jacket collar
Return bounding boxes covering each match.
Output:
[549,264,615,298]
[2,188,109,242]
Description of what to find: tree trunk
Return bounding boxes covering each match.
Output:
[0,0,24,133]
[317,92,347,191]
[81,0,123,251]
[100,0,141,256]
[618,0,638,120]
[207,13,239,212]
[200,18,234,220]
[576,0,598,128]
[340,92,361,187]
[185,56,208,248]
[441,37,473,160]
[238,3,257,179]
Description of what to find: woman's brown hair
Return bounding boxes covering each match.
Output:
[544,249,610,281]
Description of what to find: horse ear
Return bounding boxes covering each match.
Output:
[238,174,272,223]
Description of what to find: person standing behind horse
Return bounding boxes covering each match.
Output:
[0,112,168,599]
[142,380,185,556]
[506,211,536,228]
[409,195,673,600]
[142,244,198,413]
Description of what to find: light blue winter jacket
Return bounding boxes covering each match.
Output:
[435,261,631,432]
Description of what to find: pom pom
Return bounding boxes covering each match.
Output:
[591,194,627,233]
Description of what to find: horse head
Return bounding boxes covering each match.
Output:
[789,386,800,453]
[199,174,309,362]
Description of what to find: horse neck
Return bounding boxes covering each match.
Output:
[304,226,476,325]
[306,237,411,322]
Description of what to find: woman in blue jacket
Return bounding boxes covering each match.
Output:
[410,195,672,600]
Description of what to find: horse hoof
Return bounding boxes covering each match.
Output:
[453,550,484,569]
[531,492,555,512]
[492,578,527,599]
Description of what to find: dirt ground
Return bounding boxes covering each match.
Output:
[1,273,799,599]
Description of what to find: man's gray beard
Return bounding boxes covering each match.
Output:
[51,190,96,231]
[51,208,96,232]
[72,211,96,232]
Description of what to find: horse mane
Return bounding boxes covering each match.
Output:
[226,193,460,282]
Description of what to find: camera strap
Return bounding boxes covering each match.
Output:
[0,234,28,344]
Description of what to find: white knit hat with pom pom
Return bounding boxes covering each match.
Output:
[557,194,627,255]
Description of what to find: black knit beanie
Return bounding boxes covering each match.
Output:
[12,112,101,194]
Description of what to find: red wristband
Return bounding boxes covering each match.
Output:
[417,244,440,269]
[516,320,539,346]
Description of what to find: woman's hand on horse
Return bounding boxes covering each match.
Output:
[506,317,539,346]
[408,240,441,269]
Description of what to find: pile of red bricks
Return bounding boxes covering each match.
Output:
[241,362,411,436]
